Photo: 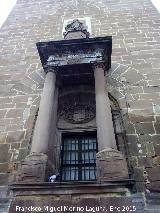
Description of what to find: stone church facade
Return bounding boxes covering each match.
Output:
[0,0,160,212]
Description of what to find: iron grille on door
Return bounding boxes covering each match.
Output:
[60,134,97,181]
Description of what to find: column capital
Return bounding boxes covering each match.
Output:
[92,62,105,70]
[45,66,58,74]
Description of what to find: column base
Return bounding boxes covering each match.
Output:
[96,148,129,182]
[16,153,49,183]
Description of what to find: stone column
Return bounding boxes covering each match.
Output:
[31,71,56,153]
[17,71,57,182]
[93,63,117,151]
[93,63,129,182]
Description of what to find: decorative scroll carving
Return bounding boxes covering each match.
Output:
[63,19,90,39]
[58,92,96,124]
[17,153,48,182]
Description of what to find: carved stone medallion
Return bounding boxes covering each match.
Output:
[63,104,95,124]
[58,92,96,124]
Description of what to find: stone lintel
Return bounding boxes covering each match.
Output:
[36,36,112,73]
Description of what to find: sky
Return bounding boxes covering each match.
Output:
[0,0,17,28]
[0,0,160,28]
[152,0,160,12]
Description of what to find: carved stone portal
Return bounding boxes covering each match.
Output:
[16,153,48,182]
[96,148,129,182]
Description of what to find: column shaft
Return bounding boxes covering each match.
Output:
[94,64,117,151]
[31,71,56,154]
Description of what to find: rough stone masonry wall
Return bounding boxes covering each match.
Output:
[0,0,160,198]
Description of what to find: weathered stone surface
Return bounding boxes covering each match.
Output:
[146,193,160,209]
[117,68,144,85]
[129,156,138,167]
[6,123,24,132]
[11,83,33,95]
[128,100,153,110]
[134,168,145,182]
[151,135,160,143]
[0,163,8,173]
[24,116,35,129]
[29,72,44,85]
[139,93,160,100]
[0,0,160,212]
[20,140,30,148]
[146,142,155,157]
[152,141,160,156]
[143,86,160,94]
[153,157,160,166]
[139,135,152,143]
[147,181,160,192]
[153,104,160,114]
[17,153,48,182]
[96,148,129,182]
[127,135,139,156]
[154,116,160,134]
[13,95,29,103]
[10,142,20,150]
[6,131,25,143]
[9,195,143,213]
[0,97,12,104]
[24,129,32,140]
[146,167,160,182]
[16,102,27,108]
[0,110,7,119]
[123,122,136,134]
[0,144,10,163]
[6,109,24,119]
[128,109,155,123]
[0,174,8,185]
[135,182,146,192]
[17,148,28,161]
[126,86,144,95]
[0,132,6,143]
[8,162,17,173]
[135,123,155,135]
[137,157,153,168]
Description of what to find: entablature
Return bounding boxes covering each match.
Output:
[36,36,112,78]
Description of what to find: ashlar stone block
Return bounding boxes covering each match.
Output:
[0,144,10,163]
[96,148,129,182]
